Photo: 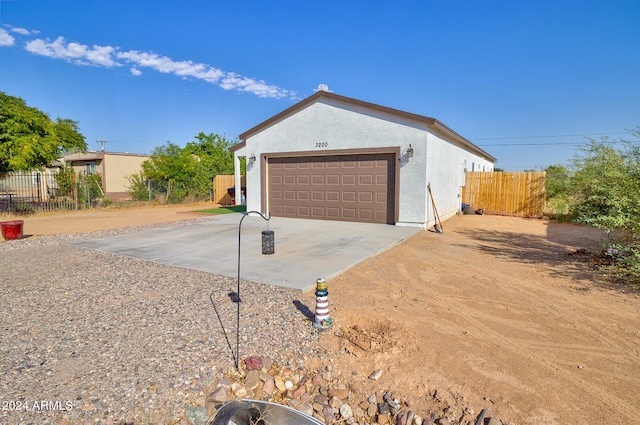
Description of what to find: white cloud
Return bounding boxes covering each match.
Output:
[220,73,289,99]
[116,50,224,83]
[0,28,15,46]
[25,36,119,67]
[10,27,32,36]
[17,30,294,99]
[84,44,118,67]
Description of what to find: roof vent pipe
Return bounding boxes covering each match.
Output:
[314,84,332,93]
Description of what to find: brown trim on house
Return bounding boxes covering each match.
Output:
[261,146,399,159]
[260,147,401,224]
[429,120,495,162]
[230,140,246,153]
[238,91,496,162]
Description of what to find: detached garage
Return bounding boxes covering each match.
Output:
[232,89,495,229]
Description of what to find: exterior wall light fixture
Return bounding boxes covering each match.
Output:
[249,153,256,162]
[403,144,414,159]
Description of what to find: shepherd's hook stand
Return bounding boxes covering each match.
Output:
[235,211,273,369]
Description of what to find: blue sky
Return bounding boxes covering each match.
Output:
[1,1,639,171]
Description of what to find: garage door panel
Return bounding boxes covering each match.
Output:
[326,191,340,201]
[298,191,310,201]
[358,209,373,220]
[342,174,356,185]
[297,206,310,217]
[359,174,374,185]
[342,208,356,219]
[327,208,340,219]
[268,154,395,224]
[359,192,373,202]
[326,174,340,185]
[342,191,356,202]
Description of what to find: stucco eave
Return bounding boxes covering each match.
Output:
[429,120,496,163]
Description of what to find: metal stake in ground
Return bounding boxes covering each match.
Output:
[236,211,273,369]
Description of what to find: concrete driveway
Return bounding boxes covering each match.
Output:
[73,214,420,291]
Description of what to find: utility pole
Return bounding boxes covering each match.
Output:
[96,140,108,152]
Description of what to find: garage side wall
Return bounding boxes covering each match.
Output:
[243,99,429,225]
[425,133,494,226]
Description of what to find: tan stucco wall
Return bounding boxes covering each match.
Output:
[62,152,149,199]
[102,153,148,194]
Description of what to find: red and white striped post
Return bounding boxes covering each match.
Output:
[313,278,332,330]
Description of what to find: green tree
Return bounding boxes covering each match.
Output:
[545,165,570,198]
[544,164,572,216]
[570,132,640,234]
[567,128,640,284]
[55,163,76,198]
[0,92,86,174]
[128,133,240,202]
[183,132,236,197]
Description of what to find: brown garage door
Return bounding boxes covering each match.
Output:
[267,154,395,224]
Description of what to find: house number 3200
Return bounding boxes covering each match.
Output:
[315,142,328,148]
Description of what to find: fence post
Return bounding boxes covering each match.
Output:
[73,172,78,210]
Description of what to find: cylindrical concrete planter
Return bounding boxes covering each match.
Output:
[1,220,24,240]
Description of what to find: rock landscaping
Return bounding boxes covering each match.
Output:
[180,355,500,425]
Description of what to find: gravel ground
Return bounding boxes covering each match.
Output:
[1,219,325,424]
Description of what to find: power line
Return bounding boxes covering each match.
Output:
[473,132,628,141]
[479,140,640,147]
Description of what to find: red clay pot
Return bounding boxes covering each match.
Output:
[1,220,24,240]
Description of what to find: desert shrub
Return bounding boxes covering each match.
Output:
[565,128,640,285]
[570,132,640,235]
[544,164,573,218]
[602,237,640,286]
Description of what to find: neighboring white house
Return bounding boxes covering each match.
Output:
[231,90,495,229]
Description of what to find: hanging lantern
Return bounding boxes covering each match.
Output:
[262,230,275,255]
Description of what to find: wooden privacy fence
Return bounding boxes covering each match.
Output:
[462,171,546,217]
[212,175,245,205]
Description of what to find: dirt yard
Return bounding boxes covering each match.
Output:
[312,215,640,425]
[0,202,217,237]
[3,206,639,424]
